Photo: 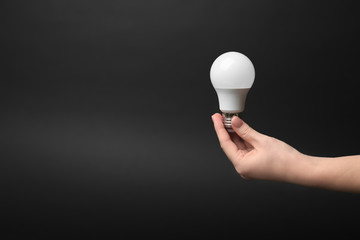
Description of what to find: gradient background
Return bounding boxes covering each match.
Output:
[2,0,360,238]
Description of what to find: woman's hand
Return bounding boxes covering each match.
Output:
[211,113,310,183]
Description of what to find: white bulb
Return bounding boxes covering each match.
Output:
[210,51,255,131]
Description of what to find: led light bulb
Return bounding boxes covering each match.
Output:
[210,51,255,132]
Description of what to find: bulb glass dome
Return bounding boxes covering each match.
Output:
[210,51,255,89]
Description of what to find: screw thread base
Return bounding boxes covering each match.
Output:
[222,112,240,132]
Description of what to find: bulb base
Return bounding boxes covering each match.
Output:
[222,112,241,132]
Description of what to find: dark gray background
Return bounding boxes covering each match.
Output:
[2,0,360,238]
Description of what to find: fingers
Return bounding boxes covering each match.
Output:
[231,116,263,146]
[229,132,247,151]
[211,113,238,161]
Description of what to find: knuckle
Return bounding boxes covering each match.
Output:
[219,139,230,151]
[262,136,273,145]
[263,136,277,147]
[240,124,252,138]
[219,142,226,150]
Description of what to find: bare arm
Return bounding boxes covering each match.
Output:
[305,155,360,193]
[211,113,360,193]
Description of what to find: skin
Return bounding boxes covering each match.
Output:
[211,113,360,193]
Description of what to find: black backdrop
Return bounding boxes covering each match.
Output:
[2,0,360,238]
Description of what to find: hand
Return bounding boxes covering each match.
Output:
[211,113,305,182]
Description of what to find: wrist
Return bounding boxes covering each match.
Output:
[285,152,320,187]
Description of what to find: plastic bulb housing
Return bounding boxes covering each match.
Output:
[210,51,255,131]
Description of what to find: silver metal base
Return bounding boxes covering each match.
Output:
[222,112,240,132]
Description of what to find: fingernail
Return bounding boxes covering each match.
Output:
[232,116,243,128]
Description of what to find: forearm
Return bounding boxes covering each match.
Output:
[289,154,360,193]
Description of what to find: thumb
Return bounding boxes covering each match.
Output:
[231,116,262,144]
